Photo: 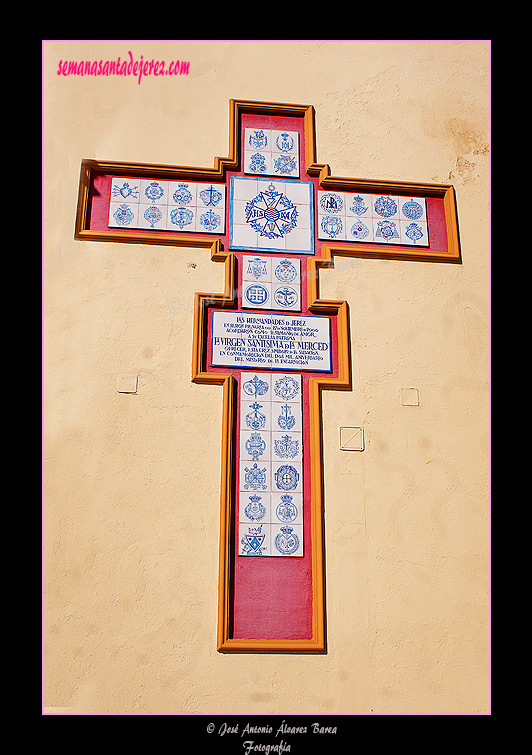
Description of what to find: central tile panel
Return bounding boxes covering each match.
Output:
[238,372,304,557]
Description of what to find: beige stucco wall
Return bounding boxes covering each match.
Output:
[43,40,490,714]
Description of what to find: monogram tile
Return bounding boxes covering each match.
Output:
[271,374,302,403]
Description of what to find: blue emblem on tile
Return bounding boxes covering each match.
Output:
[320,193,343,213]
[274,465,299,491]
[245,432,267,461]
[143,205,162,228]
[145,182,164,203]
[274,376,299,400]
[274,286,298,308]
[199,210,221,232]
[244,494,267,522]
[276,494,298,523]
[274,525,299,554]
[277,405,296,431]
[274,259,297,283]
[402,200,423,220]
[113,204,135,226]
[172,183,193,204]
[249,130,268,149]
[248,153,267,173]
[245,402,267,430]
[170,207,194,229]
[243,375,269,398]
[245,184,298,239]
[350,195,369,215]
[350,220,370,239]
[241,525,267,555]
[245,284,269,306]
[274,155,297,175]
[375,220,399,241]
[374,196,397,217]
[112,181,139,200]
[276,132,295,152]
[243,463,268,491]
[405,222,424,243]
[274,435,299,459]
[321,216,343,238]
[199,185,222,206]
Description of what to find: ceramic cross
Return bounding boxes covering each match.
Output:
[75,99,460,653]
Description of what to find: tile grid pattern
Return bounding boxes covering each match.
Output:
[108,178,226,234]
[238,373,304,557]
[317,191,429,246]
[242,255,301,312]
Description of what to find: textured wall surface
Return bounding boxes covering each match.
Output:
[43,40,490,714]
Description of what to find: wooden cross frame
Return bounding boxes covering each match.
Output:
[75,99,460,654]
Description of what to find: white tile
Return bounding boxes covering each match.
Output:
[258,234,286,252]
[239,522,271,556]
[240,460,271,493]
[242,255,272,283]
[239,491,271,524]
[231,177,258,201]
[272,257,300,285]
[293,203,311,229]
[399,197,426,222]
[140,179,168,205]
[230,198,249,226]
[270,523,303,556]
[109,202,139,228]
[231,223,259,250]
[372,194,400,220]
[400,220,428,246]
[241,372,271,400]
[272,284,301,311]
[242,281,272,309]
[271,431,303,463]
[287,181,312,206]
[110,177,141,203]
[286,227,313,252]
[241,399,272,432]
[271,492,303,525]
